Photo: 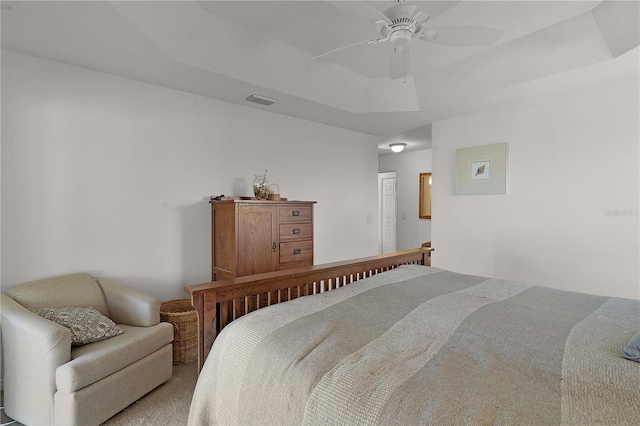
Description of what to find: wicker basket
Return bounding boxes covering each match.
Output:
[160,298,197,364]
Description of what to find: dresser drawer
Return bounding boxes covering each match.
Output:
[278,205,312,223]
[279,240,313,265]
[279,223,313,241]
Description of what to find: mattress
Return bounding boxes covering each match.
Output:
[188,265,640,425]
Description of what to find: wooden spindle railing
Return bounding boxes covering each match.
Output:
[185,247,433,371]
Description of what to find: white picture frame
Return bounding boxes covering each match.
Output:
[455,143,508,195]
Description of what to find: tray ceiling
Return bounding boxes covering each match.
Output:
[2,1,638,151]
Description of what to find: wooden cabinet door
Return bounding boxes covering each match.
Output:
[237,204,278,276]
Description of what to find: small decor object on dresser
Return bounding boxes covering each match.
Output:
[252,170,269,199]
[268,183,281,200]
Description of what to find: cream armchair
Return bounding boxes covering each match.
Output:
[1,273,174,426]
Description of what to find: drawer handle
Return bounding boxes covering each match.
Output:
[272,242,277,252]
[292,210,300,216]
[292,228,300,234]
[293,248,301,255]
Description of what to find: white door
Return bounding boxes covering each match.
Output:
[379,172,397,254]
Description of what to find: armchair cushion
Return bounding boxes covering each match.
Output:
[56,323,173,393]
[29,306,124,345]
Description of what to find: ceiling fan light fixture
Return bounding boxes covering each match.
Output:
[390,142,407,153]
[391,29,412,47]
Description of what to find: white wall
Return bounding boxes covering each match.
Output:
[0,50,380,300]
[379,149,432,251]
[432,77,639,299]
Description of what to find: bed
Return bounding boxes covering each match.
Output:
[185,248,640,425]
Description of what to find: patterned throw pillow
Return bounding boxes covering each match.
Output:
[29,306,124,345]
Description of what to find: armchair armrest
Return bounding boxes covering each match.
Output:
[96,278,160,326]
[1,294,71,423]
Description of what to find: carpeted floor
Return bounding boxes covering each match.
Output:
[102,361,199,425]
[0,361,199,426]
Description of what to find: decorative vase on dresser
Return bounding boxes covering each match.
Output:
[210,199,316,281]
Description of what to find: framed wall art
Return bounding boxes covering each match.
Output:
[419,172,431,219]
[455,143,508,195]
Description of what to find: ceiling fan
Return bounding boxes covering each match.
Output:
[314,0,503,80]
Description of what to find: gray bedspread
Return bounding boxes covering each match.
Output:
[188,265,640,425]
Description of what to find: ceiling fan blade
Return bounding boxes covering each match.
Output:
[389,47,410,81]
[313,37,382,61]
[328,1,392,25]
[421,26,503,47]
[414,1,461,20]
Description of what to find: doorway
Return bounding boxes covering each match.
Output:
[378,172,397,254]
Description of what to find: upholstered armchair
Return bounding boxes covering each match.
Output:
[1,273,174,426]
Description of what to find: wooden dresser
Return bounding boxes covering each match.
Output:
[210,200,316,281]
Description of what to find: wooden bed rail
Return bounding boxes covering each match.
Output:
[184,247,433,370]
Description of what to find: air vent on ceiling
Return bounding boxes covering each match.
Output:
[244,93,280,106]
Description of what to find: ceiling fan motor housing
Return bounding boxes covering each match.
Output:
[380,12,425,49]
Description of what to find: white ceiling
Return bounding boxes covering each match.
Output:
[1,1,639,154]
